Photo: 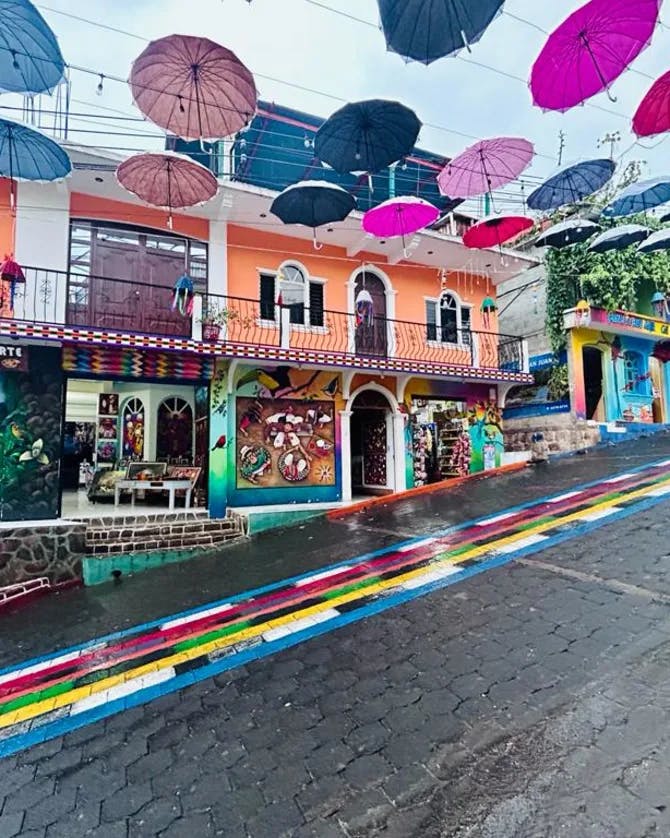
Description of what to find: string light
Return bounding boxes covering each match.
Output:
[96,74,104,96]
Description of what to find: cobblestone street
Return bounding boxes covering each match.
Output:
[3,439,670,837]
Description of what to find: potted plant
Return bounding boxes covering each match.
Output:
[201,307,238,342]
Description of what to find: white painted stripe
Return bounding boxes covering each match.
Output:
[496,534,550,555]
[397,538,435,553]
[646,484,670,497]
[547,491,582,504]
[161,603,234,631]
[0,650,82,687]
[262,608,341,642]
[656,459,670,467]
[295,568,350,586]
[580,507,621,522]
[261,624,294,642]
[400,565,460,590]
[475,511,517,527]
[70,667,175,715]
[605,474,634,484]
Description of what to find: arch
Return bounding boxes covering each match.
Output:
[347,265,397,357]
[348,264,394,299]
[121,397,145,460]
[345,381,400,414]
[156,396,194,462]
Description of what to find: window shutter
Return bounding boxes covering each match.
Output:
[461,306,472,344]
[309,282,324,327]
[260,274,276,320]
[426,301,437,341]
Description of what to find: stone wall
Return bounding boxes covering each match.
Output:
[0,523,86,588]
[504,413,601,456]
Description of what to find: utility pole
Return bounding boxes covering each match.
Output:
[598,131,621,160]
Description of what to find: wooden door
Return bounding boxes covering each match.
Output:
[354,272,388,357]
[362,417,388,487]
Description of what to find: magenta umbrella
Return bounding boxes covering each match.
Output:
[130,35,257,141]
[463,214,533,250]
[437,137,534,200]
[363,196,439,254]
[116,152,218,228]
[530,0,661,113]
[633,70,670,137]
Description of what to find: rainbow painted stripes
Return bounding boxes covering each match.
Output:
[2,458,670,758]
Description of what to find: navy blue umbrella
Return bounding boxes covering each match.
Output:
[0,0,65,95]
[602,176,670,218]
[527,159,615,211]
[270,180,356,247]
[378,0,505,64]
[315,99,421,175]
[534,218,601,249]
[588,224,650,253]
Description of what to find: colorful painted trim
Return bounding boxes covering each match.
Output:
[1,458,669,758]
[62,345,214,381]
[0,320,533,384]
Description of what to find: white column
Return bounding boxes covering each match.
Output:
[521,339,530,373]
[207,220,228,297]
[339,409,352,502]
[391,412,407,494]
[191,294,203,341]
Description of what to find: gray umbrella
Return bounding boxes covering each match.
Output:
[534,218,600,249]
[637,228,670,254]
[588,224,651,253]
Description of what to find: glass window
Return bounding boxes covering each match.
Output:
[279,264,305,324]
[623,351,649,395]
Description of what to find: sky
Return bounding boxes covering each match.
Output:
[21,0,670,215]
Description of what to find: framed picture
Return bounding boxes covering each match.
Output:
[96,439,118,464]
[98,393,119,416]
[126,461,168,481]
[167,466,201,484]
[87,468,126,501]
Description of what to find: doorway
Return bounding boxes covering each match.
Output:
[582,346,604,420]
[354,270,388,357]
[350,389,394,495]
[649,357,665,423]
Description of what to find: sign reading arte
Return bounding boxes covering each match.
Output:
[0,343,27,372]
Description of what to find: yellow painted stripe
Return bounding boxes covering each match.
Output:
[3,472,669,731]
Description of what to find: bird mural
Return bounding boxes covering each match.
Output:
[211,435,227,452]
[321,375,339,397]
[236,367,321,399]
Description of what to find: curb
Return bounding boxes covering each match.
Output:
[326,461,529,520]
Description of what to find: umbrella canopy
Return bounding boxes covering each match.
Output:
[527,159,615,211]
[588,224,650,253]
[0,0,65,95]
[633,70,670,137]
[377,0,505,64]
[437,137,534,200]
[530,0,662,113]
[637,228,670,254]
[362,196,439,238]
[0,117,70,184]
[129,35,257,142]
[315,99,421,174]
[117,152,218,210]
[534,218,601,249]
[270,181,356,228]
[463,214,534,249]
[601,177,670,218]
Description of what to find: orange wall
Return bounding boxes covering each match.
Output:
[227,224,495,331]
[0,178,14,256]
[70,193,209,241]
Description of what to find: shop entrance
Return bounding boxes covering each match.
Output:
[350,389,394,495]
[409,398,470,485]
[582,346,604,420]
[649,357,666,423]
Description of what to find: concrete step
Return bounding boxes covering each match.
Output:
[89,530,245,555]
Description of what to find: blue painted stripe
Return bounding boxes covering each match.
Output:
[1,485,669,758]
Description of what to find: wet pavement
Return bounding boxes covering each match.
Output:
[2,434,670,836]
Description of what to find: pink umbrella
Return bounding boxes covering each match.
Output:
[633,70,670,137]
[130,35,257,141]
[530,0,662,113]
[117,152,218,228]
[463,214,534,250]
[437,137,534,200]
[363,196,439,246]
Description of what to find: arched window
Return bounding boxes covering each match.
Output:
[156,397,194,462]
[122,398,145,460]
[623,351,649,396]
[259,261,324,327]
[426,291,472,344]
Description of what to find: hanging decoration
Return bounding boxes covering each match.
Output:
[633,70,670,137]
[355,287,374,328]
[172,273,194,317]
[437,137,534,201]
[527,159,615,211]
[480,295,497,330]
[462,214,534,250]
[601,176,670,218]
[0,254,24,310]
[362,196,439,256]
[0,0,66,96]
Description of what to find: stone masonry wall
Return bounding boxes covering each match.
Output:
[505,413,601,456]
[0,524,86,588]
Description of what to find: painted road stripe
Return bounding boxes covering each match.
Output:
[495,533,550,554]
[295,568,351,586]
[70,668,175,715]
[398,538,436,552]
[605,474,635,484]
[580,507,621,522]
[647,485,670,497]
[547,491,583,504]
[475,511,517,526]
[161,604,235,631]
[0,651,82,688]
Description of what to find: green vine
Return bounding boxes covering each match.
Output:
[547,364,569,401]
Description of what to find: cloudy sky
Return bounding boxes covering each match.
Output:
[27,0,670,213]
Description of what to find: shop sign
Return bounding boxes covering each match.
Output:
[0,343,27,372]
[605,310,670,337]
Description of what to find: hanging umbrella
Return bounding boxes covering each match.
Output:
[588,224,650,253]
[437,137,534,200]
[0,117,71,208]
[0,0,65,95]
[601,177,670,218]
[116,152,218,228]
[270,181,356,248]
[530,0,662,113]
[315,100,421,174]
[377,0,505,64]
[129,35,257,141]
[463,214,534,249]
[637,228,670,254]
[633,71,670,138]
[362,196,439,237]
[534,218,601,249]
[527,159,615,211]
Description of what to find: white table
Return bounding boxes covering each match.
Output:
[114,479,193,511]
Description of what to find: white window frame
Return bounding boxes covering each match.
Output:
[256,262,327,332]
[424,290,472,350]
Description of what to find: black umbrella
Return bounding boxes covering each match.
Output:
[377,0,505,64]
[315,99,421,174]
[534,218,601,249]
[588,224,650,253]
[270,180,356,248]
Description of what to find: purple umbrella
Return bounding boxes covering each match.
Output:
[530,0,662,113]
[362,196,439,255]
[437,137,534,200]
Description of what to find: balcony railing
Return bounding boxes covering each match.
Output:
[1,267,527,373]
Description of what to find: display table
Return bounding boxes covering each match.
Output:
[114,479,193,511]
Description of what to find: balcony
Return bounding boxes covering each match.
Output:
[1,267,530,379]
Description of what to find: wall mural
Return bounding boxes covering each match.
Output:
[0,347,63,521]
